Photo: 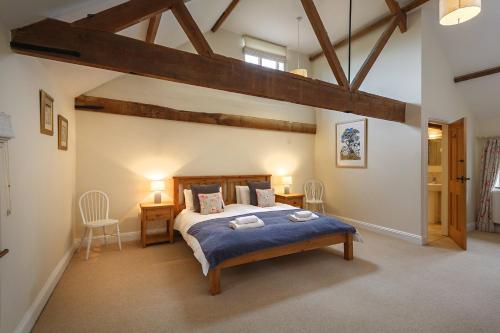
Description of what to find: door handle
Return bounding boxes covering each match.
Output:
[0,249,9,258]
[456,176,471,183]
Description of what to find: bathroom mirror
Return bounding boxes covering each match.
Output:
[428,139,442,166]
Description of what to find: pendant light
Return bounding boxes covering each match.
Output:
[290,16,308,77]
[439,0,481,26]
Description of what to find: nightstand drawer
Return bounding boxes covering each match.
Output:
[287,199,303,208]
[145,208,171,220]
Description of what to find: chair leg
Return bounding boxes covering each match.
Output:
[102,226,107,246]
[116,224,122,251]
[321,203,325,214]
[86,229,93,260]
[78,227,88,253]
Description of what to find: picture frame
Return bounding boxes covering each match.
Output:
[336,119,367,168]
[39,90,54,136]
[58,115,68,151]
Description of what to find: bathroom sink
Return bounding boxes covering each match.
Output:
[428,183,442,192]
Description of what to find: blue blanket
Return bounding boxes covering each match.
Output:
[187,209,356,269]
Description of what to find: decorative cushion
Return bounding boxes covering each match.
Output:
[248,181,271,206]
[183,189,194,211]
[235,185,251,205]
[198,192,224,215]
[191,184,221,213]
[256,188,275,208]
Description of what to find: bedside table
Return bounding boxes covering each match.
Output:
[140,203,175,247]
[275,193,305,208]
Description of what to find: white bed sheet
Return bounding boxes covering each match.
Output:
[174,203,298,275]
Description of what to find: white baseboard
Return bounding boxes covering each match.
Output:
[74,228,165,247]
[328,214,423,245]
[13,243,75,333]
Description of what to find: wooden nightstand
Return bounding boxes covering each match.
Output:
[140,203,175,247]
[275,193,305,208]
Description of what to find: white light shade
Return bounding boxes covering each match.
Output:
[282,176,293,185]
[150,180,165,192]
[291,68,308,78]
[440,0,481,26]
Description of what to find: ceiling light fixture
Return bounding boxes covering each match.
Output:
[290,16,308,77]
[439,0,481,26]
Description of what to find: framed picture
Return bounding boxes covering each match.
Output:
[336,119,367,168]
[39,90,54,135]
[58,115,68,151]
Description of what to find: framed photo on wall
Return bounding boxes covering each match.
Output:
[336,119,367,168]
[39,90,54,136]
[58,115,68,151]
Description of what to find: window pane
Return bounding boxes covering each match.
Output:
[262,58,277,69]
[245,54,259,65]
[278,62,285,71]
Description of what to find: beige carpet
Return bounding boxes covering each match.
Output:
[33,230,500,333]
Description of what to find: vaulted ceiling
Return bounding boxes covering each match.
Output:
[1,0,498,118]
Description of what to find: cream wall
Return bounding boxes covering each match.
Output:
[312,12,423,236]
[0,23,76,333]
[421,4,476,233]
[76,29,316,237]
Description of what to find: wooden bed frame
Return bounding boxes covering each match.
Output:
[172,175,353,295]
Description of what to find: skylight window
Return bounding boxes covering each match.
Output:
[242,35,286,72]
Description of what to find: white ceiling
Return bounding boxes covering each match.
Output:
[0,0,498,118]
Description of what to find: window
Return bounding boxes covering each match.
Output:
[496,172,500,189]
[242,35,286,72]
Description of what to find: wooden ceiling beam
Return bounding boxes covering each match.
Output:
[10,19,406,122]
[309,0,431,61]
[171,0,213,57]
[350,17,399,92]
[145,14,162,43]
[300,0,349,88]
[385,0,407,32]
[72,0,186,33]
[75,95,317,134]
[454,66,500,83]
[211,0,240,33]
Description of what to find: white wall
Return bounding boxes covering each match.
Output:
[76,29,316,237]
[421,4,476,233]
[312,12,423,236]
[0,23,76,333]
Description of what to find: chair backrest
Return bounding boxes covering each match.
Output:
[79,190,110,225]
[304,180,324,202]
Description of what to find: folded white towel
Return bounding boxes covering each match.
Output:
[234,215,259,225]
[229,219,265,230]
[295,210,313,218]
[288,213,320,222]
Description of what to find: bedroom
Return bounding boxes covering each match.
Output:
[1,0,499,332]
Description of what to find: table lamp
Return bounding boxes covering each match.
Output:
[282,176,293,194]
[150,180,165,204]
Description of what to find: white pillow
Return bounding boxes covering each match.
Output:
[235,185,250,205]
[184,189,194,211]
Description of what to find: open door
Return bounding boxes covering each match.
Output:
[448,118,468,250]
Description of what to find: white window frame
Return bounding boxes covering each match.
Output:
[242,36,287,72]
[244,50,286,72]
[495,171,500,189]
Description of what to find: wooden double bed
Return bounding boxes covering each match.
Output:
[172,174,354,295]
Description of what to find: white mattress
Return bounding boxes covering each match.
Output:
[174,203,298,275]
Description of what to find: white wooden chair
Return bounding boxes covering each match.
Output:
[78,190,122,260]
[304,180,325,213]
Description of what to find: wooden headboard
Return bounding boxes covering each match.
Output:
[173,174,271,215]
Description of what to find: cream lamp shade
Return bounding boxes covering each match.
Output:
[282,176,293,194]
[439,0,481,26]
[290,68,308,77]
[150,180,165,203]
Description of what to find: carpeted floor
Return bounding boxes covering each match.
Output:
[33,230,500,333]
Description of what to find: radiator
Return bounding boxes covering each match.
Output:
[492,190,500,224]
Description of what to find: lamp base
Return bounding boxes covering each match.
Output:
[284,185,290,194]
[154,192,162,204]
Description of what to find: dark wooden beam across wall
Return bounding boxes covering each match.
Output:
[11,19,406,122]
[146,14,162,43]
[211,0,240,33]
[75,95,317,134]
[350,17,399,92]
[454,66,500,83]
[171,0,213,57]
[72,0,185,33]
[385,0,407,32]
[309,0,431,61]
[300,0,348,88]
